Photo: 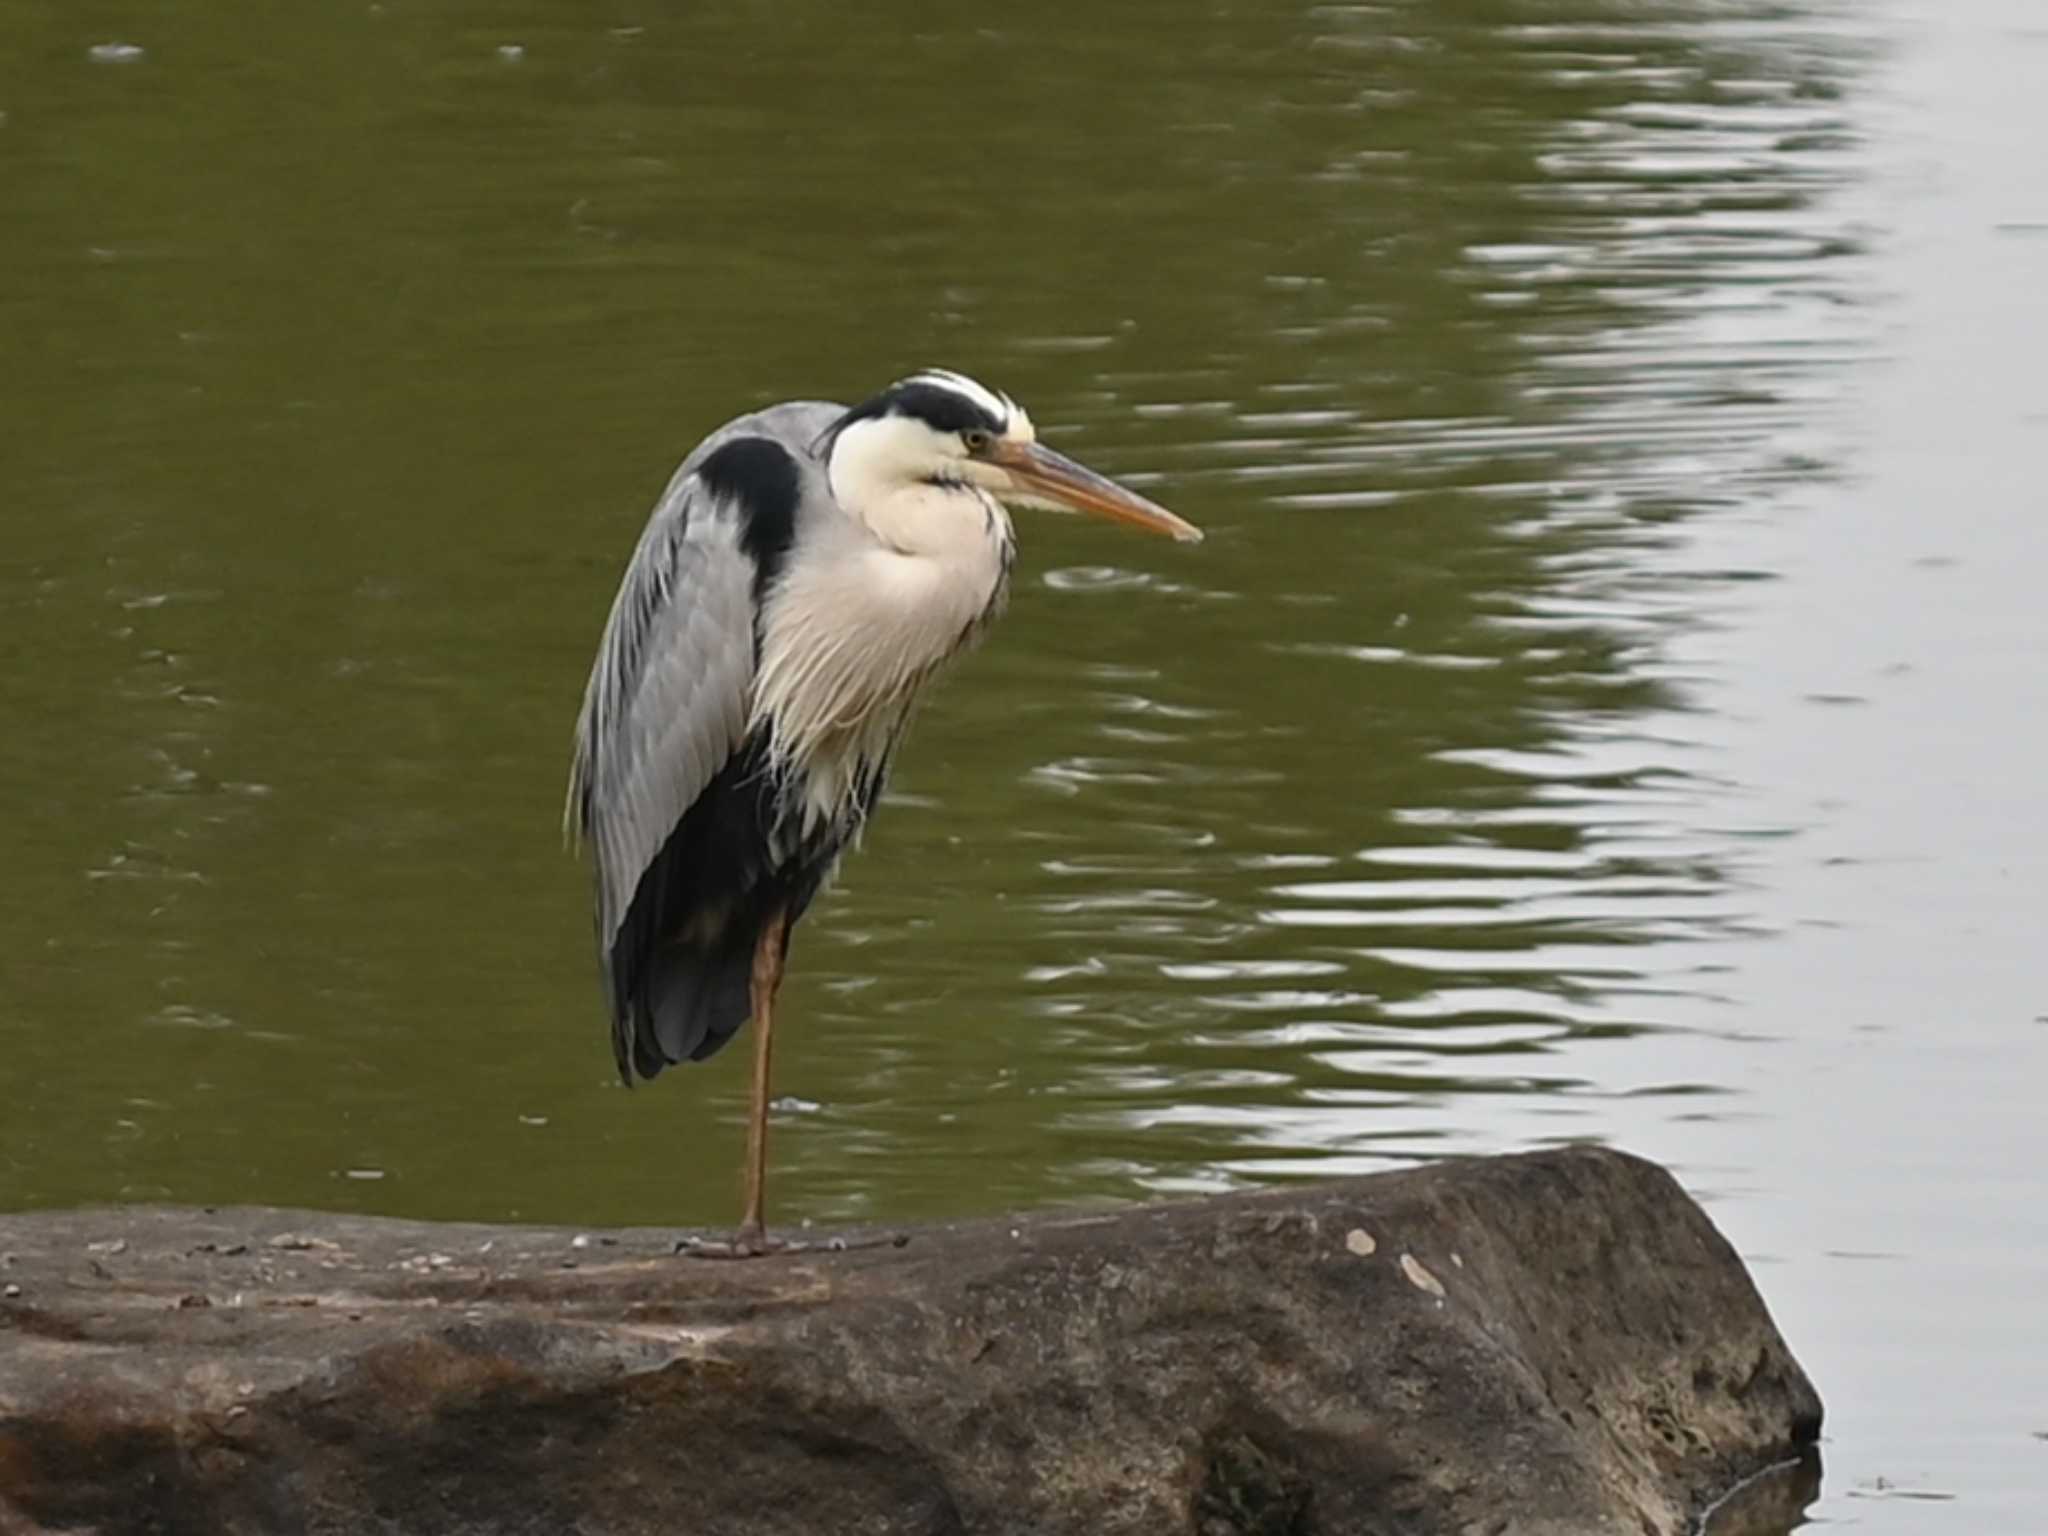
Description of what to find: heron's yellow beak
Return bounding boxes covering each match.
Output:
[992,440,1203,543]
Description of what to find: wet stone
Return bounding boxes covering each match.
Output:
[0,1147,1820,1536]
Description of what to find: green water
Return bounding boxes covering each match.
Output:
[4,1,2044,1527]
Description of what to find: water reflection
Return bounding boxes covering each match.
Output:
[979,2,1870,1207]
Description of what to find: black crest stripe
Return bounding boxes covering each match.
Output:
[822,378,1006,450]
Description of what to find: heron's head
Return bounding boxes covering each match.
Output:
[822,369,1201,543]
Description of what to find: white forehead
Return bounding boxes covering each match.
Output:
[908,368,1037,443]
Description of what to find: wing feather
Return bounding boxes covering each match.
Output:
[566,399,846,1073]
[568,473,756,955]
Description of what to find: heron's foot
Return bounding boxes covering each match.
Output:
[677,1221,786,1261]
[675,1227,912,1260]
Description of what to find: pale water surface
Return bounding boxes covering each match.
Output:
[2,0,2044,1527]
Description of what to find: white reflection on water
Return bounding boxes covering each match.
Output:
[1032,4,1876,1210]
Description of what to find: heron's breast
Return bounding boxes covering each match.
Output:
[750,535,1003,840]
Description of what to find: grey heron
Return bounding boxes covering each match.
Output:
[567,368,1200,1256]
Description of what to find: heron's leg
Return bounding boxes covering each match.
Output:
[684,907,902,1260]
[733,907,789,1255]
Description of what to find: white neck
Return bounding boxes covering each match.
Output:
[750,420,1016,839]
[826,417,1011,557]
[826,417,905,522]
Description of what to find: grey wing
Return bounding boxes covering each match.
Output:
[565,400,844,1012]
[567,474,755,955]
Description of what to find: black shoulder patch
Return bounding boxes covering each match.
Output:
[698,436,802,604]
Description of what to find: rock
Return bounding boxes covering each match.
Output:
[0,1147,1819,1535]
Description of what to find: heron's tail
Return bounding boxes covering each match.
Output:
[620,933,754,1081]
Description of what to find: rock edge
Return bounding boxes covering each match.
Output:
[0,1146,1821,1535]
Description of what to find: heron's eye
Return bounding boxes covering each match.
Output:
[961,429,994,454]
